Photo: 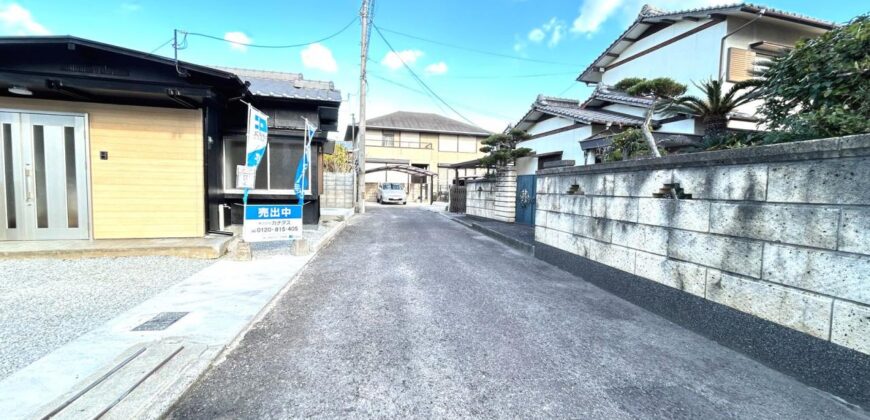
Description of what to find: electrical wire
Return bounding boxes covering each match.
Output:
[180,16,359,49]
[369,73,517,123]
[558,81,579,96]
[369,73,451,116]
[149,37,173,54]
[377,25,579,67]
[448,71,579,80]
[372,24,478,126]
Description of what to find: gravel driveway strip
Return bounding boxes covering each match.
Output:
[0,256,214,380]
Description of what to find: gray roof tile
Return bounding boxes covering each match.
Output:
[527,95,646,127]
[364,111,490,136]
[215,66,341,102]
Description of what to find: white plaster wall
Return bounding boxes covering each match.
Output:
[527,117,573,135]
[515,156,537,176]
[660,118,701,135]
[602,20,727,97]
[602,104,646,118]
[516,124,594,175]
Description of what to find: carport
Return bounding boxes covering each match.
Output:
[365,164,439,204]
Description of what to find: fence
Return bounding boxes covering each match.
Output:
[322,172,354,208]
[449,185,466,213]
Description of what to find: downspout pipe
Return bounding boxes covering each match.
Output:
[718,9,767,81]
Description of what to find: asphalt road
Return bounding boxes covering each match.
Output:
[169,206,864,419]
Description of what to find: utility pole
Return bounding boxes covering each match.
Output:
[356,0,372,214]
[350,112,357,209]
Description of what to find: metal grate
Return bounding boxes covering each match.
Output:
[132,312,189,331]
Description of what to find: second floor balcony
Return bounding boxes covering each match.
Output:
[366,139,433,149]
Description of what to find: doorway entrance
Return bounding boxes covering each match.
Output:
[0,111,90,240]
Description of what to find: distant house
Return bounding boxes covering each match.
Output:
[514,3,834,173]
[0,36,339,242]
[345,111,490,201]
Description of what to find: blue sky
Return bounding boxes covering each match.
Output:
[0,0,865,137]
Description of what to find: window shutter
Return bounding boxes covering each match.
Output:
[727,47,756,82]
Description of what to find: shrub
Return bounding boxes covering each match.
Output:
[756,14,870,142]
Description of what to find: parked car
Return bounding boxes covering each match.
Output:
[377,183,407,205]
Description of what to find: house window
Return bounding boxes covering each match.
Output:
[439,135,458,152]
[727,47,756,82]
[457,136,477,153]
[383,131,396,147]
[223,136,311,194]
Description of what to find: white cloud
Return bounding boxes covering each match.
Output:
[223,31,250,52]
[570,0,719,35]
[424,61,448,75]
[525,17,566,48]
[300,43,338,73]
[381,49,423,70]
[120,2,141,13]
[0,3,50,35]
[571,0,623,34]
[527,28,546,43]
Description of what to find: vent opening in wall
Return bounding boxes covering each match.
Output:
[653,183,692,199]
[567,184,584,195]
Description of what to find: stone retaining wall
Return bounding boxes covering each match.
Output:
[535,134,870,355]
[322,172,354,208]
[467,168,516,222]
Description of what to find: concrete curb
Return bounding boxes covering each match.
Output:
[443,214,535,255]
[467,222,535,255]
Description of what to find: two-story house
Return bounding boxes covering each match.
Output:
[345,111,490,202]
[514,3,834,174]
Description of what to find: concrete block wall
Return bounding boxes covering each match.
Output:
[535,134,870,355]
[322,172,354,208]
[466,168,517,222]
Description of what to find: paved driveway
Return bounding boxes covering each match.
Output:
[170,207,863,419]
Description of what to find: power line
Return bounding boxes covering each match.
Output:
[372,24,477,126]
[369,73,451,116]
[149,37,173,54]
[448,71,579,80]
[558,81,579,96]
[377,25,579,67]
[370,73,516,122]
[180,16,359,49]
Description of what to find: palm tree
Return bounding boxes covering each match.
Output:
[662,79,757,139]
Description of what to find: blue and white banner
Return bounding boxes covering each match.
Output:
[242,104,269,204]
[243,204,303,241]
[293,119,317,205]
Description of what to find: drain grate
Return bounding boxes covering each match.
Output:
[132,312,189,331]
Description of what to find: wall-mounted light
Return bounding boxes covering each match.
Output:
[8,86,32,96]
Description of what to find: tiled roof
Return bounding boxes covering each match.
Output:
[215,66,341,102]
[364,111,491,136]
[639,3,832,27]
[536,103,646,127]
[586,85,653,107]
[577,3,834,83]
[529,95,646,127]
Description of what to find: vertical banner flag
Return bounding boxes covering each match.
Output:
[241,104,304,242]
[294,119,316,205]
[242,104,269,205]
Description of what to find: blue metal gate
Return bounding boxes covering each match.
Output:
[515,175,536,225]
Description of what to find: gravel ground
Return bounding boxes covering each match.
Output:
[0,256,214,380]
[170,207,863,419]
